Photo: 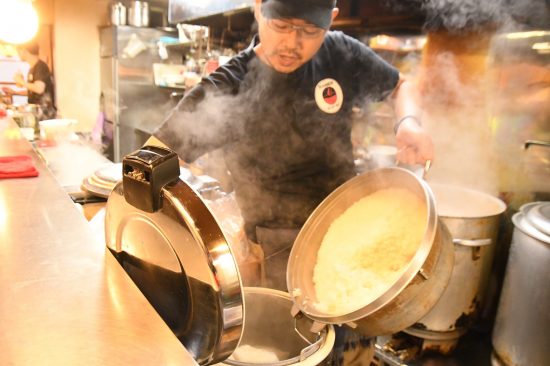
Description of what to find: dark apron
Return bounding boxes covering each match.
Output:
[254,226,300,291]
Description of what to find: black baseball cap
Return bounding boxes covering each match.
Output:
[261,0,337,29]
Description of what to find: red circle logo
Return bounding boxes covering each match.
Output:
[323,87,337,105]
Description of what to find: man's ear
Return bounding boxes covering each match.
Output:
[331,7,340,22]
[254,0,262,23]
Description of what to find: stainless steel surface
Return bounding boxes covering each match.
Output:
[105,176,243,365]
[492,202,550,366]
[287,168,454,337]
[219,287,335,366]
[38,142,112,188]
[0,117,199,365]
[168,0,253,23]
[406,183,506,344]
[100,26,179,162]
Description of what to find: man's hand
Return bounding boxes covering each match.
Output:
[14,72,25,88]
[395,117,434,165]
[2,87,14,95]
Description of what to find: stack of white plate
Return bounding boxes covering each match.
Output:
[81,163,123,198]
[81,163,221,199]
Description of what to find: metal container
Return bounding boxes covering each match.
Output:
[287,168,454,338]
[491,201,550,366]
[106,147,242,364]
[106,146,335,365]
[128,1,150,27]
[110,2,126,26]
[218,287,335,366]
[405,182,506,353]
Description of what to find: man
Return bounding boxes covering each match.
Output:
[153,0,433,364]
[3,40,56,120]
[155,0,432,287]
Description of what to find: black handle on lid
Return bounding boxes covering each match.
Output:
[122,145,180,212]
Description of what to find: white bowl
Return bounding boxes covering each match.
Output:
[39,119,77,141]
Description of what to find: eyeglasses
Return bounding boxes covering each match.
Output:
[264,18,325,39]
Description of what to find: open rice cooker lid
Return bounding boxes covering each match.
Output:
[105,146,243,365]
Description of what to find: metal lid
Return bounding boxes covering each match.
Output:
[526,201,550,236]
[514,201,550,244]
[105,148,243,365]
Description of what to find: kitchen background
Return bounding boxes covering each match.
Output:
[0,1,549,365]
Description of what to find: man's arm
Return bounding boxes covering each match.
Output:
[391,75,434,165]
[15,72,45,95]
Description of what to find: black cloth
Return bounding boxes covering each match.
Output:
[155,31,399,240]
[27,59,56,120]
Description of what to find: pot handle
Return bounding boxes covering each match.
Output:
[453,238,492,260]
[452,238,492,247]
[524,140,550,150]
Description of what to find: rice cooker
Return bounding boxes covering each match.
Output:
[104,146,335,366]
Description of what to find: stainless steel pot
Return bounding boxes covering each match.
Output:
[111,2,127,26]
[287,168,454,338]
[105,146,333,366]
[217,287,335,366]
[128,1,149,27]
[491,201,550,366]
[405,183,506,352]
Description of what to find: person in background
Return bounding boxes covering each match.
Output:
[3,40,56,120]
[152,0,434,364]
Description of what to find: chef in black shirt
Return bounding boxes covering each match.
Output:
[6,40,56,120]
[153,1,434,363]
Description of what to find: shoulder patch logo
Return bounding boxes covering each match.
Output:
[315,78,343,114]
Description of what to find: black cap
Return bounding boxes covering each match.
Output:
[261,0,337,29]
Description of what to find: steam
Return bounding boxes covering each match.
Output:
[383,0,550,32]
[375,0,550,198]
[159,0,549,205]
[421,0,510,32]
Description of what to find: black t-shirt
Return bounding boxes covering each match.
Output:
[155,31,399,237]
[27,60,56,119]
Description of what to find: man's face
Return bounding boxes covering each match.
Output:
[254,2,338,73]
[17,48,28,62]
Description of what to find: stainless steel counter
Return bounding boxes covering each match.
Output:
[0,118,199,365]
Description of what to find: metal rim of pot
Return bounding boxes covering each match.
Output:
[286,167,446,327]
[513,201,550,244]
[222,287,336,366]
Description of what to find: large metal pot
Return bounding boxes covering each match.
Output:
[287,168,454,338]
[405,182,506,352]
[491,201,550,366]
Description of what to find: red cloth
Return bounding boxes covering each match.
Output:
[0,155,39,179]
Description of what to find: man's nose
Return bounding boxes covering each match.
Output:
[284,28,302,48]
